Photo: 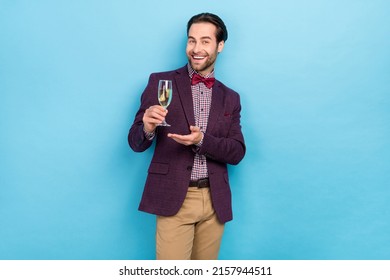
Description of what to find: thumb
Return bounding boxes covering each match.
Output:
[190,125,200,132]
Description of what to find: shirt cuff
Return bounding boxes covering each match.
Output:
[143,126,155,140]
[192,132,204,153]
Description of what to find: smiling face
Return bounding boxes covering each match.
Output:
[186,22,224,76]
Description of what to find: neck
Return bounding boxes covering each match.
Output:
[188,64,215,78]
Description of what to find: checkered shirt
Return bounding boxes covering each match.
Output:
[187,64,214,180]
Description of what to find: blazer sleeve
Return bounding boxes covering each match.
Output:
[198,92,246,165]
[128,74,157,152]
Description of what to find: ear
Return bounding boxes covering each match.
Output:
[217,40,225,53]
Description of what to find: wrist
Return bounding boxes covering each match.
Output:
[195,132,204,146]
[143,126,155,140]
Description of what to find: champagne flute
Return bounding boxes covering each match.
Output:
[157,80,172,126]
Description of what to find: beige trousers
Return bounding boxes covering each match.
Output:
[156,187,225,260]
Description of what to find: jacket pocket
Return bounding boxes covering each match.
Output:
[215,113,233,137]
[148,162,169,175]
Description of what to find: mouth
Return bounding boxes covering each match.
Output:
[192,55,207,61]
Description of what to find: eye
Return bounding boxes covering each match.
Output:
[188,39,195,44]
[202,40,210,45]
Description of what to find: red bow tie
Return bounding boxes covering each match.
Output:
[191,73,215,88]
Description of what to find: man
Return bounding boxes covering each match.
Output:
[128,12,245,260]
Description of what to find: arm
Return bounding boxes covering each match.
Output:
[128,74,167,152]
[168,93,246,165]
[198,97,246,165]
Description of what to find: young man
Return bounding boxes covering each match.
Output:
[128,13,245,260]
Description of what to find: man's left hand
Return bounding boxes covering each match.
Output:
[167,126,203,146]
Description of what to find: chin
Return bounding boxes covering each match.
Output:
[190,62,209,73]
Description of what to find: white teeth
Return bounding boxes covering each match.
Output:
[194,56,205,59]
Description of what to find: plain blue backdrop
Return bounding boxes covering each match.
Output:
[1,0,389,260]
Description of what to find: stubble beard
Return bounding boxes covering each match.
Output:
[188,51,218,75]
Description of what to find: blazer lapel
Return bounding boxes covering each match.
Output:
[207,81,224,133]
[173,66,224,133]
[174,67,195,127]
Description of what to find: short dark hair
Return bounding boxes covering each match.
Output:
[187,13,228,43]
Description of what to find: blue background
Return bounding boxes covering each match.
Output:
[1,0,389,260]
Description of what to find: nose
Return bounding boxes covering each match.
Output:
[192,42,202,54]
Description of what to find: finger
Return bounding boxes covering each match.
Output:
[151,105,168,114]
[167,133,185,140]
[145,118,163,125]
[150,111,166,120]
[167,134,186,142]
[146,109,166,120]
[147,108,163,115]
[168,133,195,146]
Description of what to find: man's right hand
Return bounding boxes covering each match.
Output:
[142,105,167,133]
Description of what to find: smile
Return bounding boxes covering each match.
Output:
[193,55,206,60]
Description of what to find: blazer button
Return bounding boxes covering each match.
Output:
[186,166,192,171]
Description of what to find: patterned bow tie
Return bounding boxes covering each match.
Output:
[191,73,215,88]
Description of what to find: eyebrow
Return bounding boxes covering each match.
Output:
[187,36,213,40]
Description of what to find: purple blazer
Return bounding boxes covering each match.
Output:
[128,65,246,223]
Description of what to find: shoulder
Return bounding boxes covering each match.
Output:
[150,65,187,79]
[215,79,240,99]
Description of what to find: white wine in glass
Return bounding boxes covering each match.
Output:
[157,80,172,126]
